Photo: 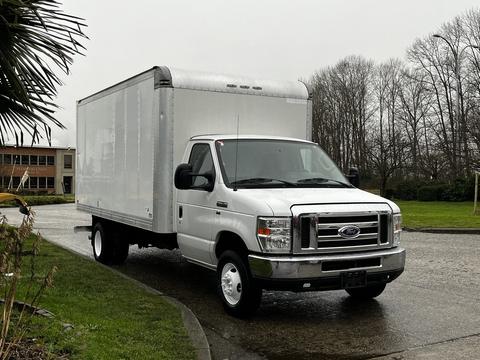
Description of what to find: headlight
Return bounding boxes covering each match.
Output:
[393,213,402,246]
[257,217,291,253]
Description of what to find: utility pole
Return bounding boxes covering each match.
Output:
[474,171,479,215]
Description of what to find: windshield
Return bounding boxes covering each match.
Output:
[215,139,350,188]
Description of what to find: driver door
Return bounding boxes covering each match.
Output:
[176,143,217,266]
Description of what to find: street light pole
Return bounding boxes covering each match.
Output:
[433,34,480,176]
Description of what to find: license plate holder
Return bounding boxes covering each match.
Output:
[341,271,367,288]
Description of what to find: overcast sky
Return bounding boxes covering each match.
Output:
[43,0,480,147]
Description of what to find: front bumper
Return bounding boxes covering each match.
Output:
[248,247,405,291]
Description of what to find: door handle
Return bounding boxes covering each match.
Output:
[179,206,183,219]
[216,201,228,208]
[216,211,221,215]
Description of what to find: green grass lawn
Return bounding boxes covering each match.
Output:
[14,237,195,359]
[396,200,480,229]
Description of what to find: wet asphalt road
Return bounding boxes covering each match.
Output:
[2,204,480,359]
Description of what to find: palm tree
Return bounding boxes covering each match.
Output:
[0,0,87,146]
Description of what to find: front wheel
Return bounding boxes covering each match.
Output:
[217,250,262,318]
[345,283,386,300]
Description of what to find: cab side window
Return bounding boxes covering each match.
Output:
[189,143,215,187]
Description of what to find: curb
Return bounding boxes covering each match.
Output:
[403,227,480,234]
[42,240,212,360]
[0,299,54,318]
[165,296,211,360]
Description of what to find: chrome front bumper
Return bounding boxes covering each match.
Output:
[248,247,405,280]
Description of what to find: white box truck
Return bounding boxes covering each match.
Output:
[76,66,405,317]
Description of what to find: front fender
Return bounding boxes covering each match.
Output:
[213,210,260,264]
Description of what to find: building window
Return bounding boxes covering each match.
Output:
[64,154,72,169]
[21,155,29,165]
[47,156,55,166]
[3,177,8,188]
[3,154,11,165]
[39,177,46,189]
[0,154,2,165]
[47,177,55,189]
[39,156,46,165]
[30,155,38,165]
[30,177,38,189]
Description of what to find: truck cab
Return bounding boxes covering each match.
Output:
[175,135,405,317]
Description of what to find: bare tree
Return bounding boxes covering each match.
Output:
[311,56,374,173]
[310,7,480,191]
[368,60,405,195]
[397,69,433,178]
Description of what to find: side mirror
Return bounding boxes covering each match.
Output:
[346,167,360,188]
[174,164,194,190]
[174,164,215,192]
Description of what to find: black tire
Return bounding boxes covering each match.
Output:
[217,250,262,318]
[92,221,129,265]
[345,283,386,300]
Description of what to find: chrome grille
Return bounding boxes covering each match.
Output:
[316,214,379,249]
[294,210,391,254]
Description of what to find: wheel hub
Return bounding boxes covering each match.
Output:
[94,231,102,257]
[221,263,242,306]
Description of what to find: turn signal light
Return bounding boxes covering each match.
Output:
[257,227,271,236]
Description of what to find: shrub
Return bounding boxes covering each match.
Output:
[0,210,56,358]
[393,177,476,202]
[23,196,68,206]
[394,180,423,200]
[0,195,74,208]
[417,184,448,201]
[385,188,394,199]
[439,178,475,202]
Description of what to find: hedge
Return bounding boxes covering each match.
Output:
[391,177,475,202]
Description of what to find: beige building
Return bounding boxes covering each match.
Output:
[0,145,75,194]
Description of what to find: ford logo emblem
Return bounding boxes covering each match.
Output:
[338,225,361,239]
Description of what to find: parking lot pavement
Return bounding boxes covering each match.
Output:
[1,203,92,257]
[2,203,480,359]
[370,334,480,360]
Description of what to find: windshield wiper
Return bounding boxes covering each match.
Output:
[230,177,297,187]
[296,177,353,188]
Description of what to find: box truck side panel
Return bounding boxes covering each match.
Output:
[77,76,155,229]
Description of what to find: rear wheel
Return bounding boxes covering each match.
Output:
[217,250,262,317]
[345,283,386,300]
[92,221,129,265]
